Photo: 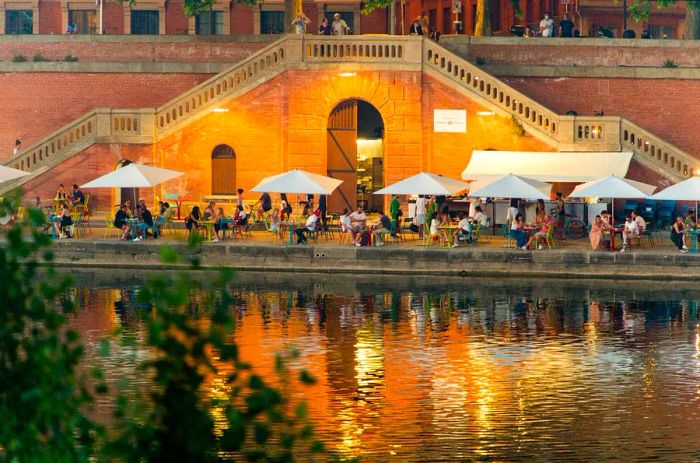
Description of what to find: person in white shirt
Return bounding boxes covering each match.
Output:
[452,211,473,247]
[13,139,21,156]
[331,13,350,35]
[414,195,426,237]
[349,206,367,229]
[620,215,639,252]
[339,208,355,242]
[295,211,318,244]
[631,210,646,232]
[468,197,482,218]
[472,206,489,227]
[539,13,554,37]
[506,198,519,229]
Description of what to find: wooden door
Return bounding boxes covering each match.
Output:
[327,100,357,213]
[212,145,236,194]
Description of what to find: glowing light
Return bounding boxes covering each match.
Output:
[211,108,229,113]
[338,72,357,77]
[476,111,495,116]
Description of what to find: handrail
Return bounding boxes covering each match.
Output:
[1,34,695,194]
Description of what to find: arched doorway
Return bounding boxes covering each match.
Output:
[115,159,134,207]
[211,144,236,194]
[327,99,384,213]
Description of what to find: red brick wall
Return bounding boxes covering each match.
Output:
[165,1,190,35]
[38,0,61,34]
[362,8,387,34]
[0,39,270,62]
[501,76,700,156]
[20,143,154,211]
[230,4,254,34]
[0,72,213,160]
[102,2,124,34]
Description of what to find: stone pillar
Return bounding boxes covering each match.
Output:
[60,1,68,34]
[0,4,5,34]
[32,0,38,34]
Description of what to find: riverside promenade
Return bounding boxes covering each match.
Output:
[49,236,700,280]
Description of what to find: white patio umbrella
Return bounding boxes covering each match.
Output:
[251,169,342,195]
[81,163,184,207]
[650,176,700,214]
[467,173,551,200]
[568,175,656,222]
[0,165,30,183]
[81,163,184,189]
[374,172,469,196]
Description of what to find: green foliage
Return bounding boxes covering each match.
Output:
[32,53,50,62]
[511,115,525,137]
[474,56,487,66]
[63,54,79,62]
[0,192,103,462]
[117,0,256,17]
[662,59,679,68]
[12,54,27,62]
[628,0,700,22]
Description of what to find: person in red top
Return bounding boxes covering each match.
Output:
[522,214,554,250]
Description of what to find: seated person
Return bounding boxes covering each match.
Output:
[270,208,282,237]
[620,215,639,252]
[429,217,440,242]
[234,205,248,226]
[685,209,696,229]
[589,215,604,250]
[671,215,688,252]
[349,206,367,244]
[114,204,130,240]
[472,206,489,227]
[510,213,528,249]
[71,184,85,206]
[203,201,216,220]
[295,212,318,244]
[55,184,68,202]
[339,208,354,242]
[185,206,201,234]
[256,192,273,221]
[453,211,473,247]
[135,204,154,241]
[631,210,646,232]
[54,204,73,239]
[522,213,553,250]
[213,207,227,242]
[372,211,393,246]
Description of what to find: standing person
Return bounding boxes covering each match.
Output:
[318,17,332,35]
[468,196,481,219]
[414,195,426,238]
[280,193,292,221]
[331,13,350,35]
[13,139,21,156]
[589,215,604,250]
[559,13,575,37]
[236,188,245,211]
[389,194,401,227]
[506,198,519,230]
[539,12,555,37]
[291,12,310,34]
[318,194,327,231]
[409,19,423,36]
[554,192,567,239]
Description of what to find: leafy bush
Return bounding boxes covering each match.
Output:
[662,59,679,68]
[64,54,79,62]
[12,54,27,62]
[32,53,50,62]
[474,56,487,66]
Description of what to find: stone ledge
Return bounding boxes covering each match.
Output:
[0,34,278,44]
[43,240,700,280]
[0,61,228,73]
[482,64,700,80]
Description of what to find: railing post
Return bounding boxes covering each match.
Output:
[285,34,304,65]
[557,116,575,146]
[604,117,622,151]
[94,108,112,139]
[137,109,156,137]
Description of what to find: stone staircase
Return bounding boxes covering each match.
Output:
[1,34,695,194]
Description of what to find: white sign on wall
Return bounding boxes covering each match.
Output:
[434,109,467,133]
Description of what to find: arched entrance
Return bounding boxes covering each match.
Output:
[327,99,384,213]
[115,159,134,207]
[211,144,236,194]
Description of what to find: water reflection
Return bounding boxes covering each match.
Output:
[66,272,700,462]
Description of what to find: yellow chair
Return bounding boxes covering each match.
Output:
[104,215,120,239]
[541,225,557,250]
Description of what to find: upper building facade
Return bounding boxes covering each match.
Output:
[0,0,686,38]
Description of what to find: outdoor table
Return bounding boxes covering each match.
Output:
[200,219,215,242]
[438,223,459,247]
[126,218,139,240]
[281,221,300,245]
[688,229,700,253]
[220,218,234,240]
[608,227,624,252]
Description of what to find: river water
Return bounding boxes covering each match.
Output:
[66,270,700,462]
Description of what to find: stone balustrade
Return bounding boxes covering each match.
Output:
[1,34,695,193]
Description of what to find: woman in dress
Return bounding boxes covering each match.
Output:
[589,215,603,250]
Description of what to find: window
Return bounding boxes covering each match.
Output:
[648,25,673,39]
[196,11,224,34]
[6,10,33,35]
[131,10,159,34]
[260,11,284,34]
[211,145,236,195]
[69,10,97,34]
[323,11,354,33]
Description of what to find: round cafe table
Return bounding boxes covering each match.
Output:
[438,223,459,247]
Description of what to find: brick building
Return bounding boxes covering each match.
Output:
[0,0,686,38]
